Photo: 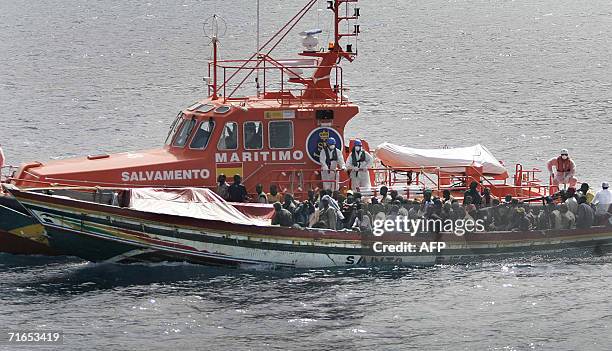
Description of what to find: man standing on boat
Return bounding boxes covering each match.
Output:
[319,137,345,191]
[228,174,249,202]
[547,149,577,188]
[346,139,373,192]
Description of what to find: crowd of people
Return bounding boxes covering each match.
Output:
[215,173,612,233]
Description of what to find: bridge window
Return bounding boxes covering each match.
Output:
[217,122,238,150]
[164,112,183,145]
[269,121,293,149]
[190,119,215,149]
[243,121,263,150]
[172,118,196,147]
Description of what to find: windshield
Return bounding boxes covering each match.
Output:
[164,112,183,145]
[172,118,197,147]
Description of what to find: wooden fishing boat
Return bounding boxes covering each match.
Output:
[6,185,612,268]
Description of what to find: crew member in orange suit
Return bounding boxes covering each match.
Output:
[546,149,577,188]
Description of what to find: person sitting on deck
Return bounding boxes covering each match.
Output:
[558,203,576,229]
[564,187,578,215]
[547,149,577,188]
[256,184,268,204]
[578,183,596,204]
[351,209,372,232]
[294,197,316,227]
[228,174,249,202]
[464,181,482,207]
[379,186,392,204]
[267,184,282,204]
[538,200,556,230]
[450,201,465,222]
[592,182,612,222]
[576,196,595,229]
[422,189,434,213]
[313,196,337,230]
[396,197,410,218]
[272,202,294,227]
[442,189,455,205]
[509,207,531,232]
[481,188,492,207]
[282,193,297,214]
[389,189,399,203]
[216,174,230,201]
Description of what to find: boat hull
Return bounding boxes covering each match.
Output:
[0,196,58,256]
[9,188,612,268]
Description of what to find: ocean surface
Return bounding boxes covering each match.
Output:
[0,0,611,350]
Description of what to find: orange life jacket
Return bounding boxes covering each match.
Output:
[556,156,572,172]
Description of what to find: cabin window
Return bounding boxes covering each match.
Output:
[269,120,293,149]
[190,119,215,149]
[164,112,183,145]
[217,122,238,150]
[243,121,263,150]
[172,118,196,147]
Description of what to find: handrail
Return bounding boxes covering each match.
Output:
[210,54,347,104]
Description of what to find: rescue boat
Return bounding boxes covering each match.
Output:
[0,0,561,255]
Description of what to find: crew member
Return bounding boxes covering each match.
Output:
[546,149,577,188]
[345,139,373,192]
[319,137,345,191]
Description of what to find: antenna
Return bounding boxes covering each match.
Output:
[203,15,227,100]
[256,0,261,96]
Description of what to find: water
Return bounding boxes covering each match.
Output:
[0,0,611,349]
[1,255,611,350]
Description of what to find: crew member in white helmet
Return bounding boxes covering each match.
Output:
[546,149,577,188]
[319,137,345,191]
[346,139,373,192]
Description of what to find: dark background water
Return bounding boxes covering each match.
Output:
[1,255,611,350]
[0,0,611,350]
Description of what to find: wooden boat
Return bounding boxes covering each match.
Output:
[6,185,612,268]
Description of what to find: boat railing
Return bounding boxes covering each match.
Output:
[266,163,554,201]
[209,55,347,105]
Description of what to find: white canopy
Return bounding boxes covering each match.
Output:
[128,188,270,226]
[375,143,508,176]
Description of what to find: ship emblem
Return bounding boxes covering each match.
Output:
[306,127,343,165]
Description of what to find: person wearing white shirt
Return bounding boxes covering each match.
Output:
[592,181,611,216]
